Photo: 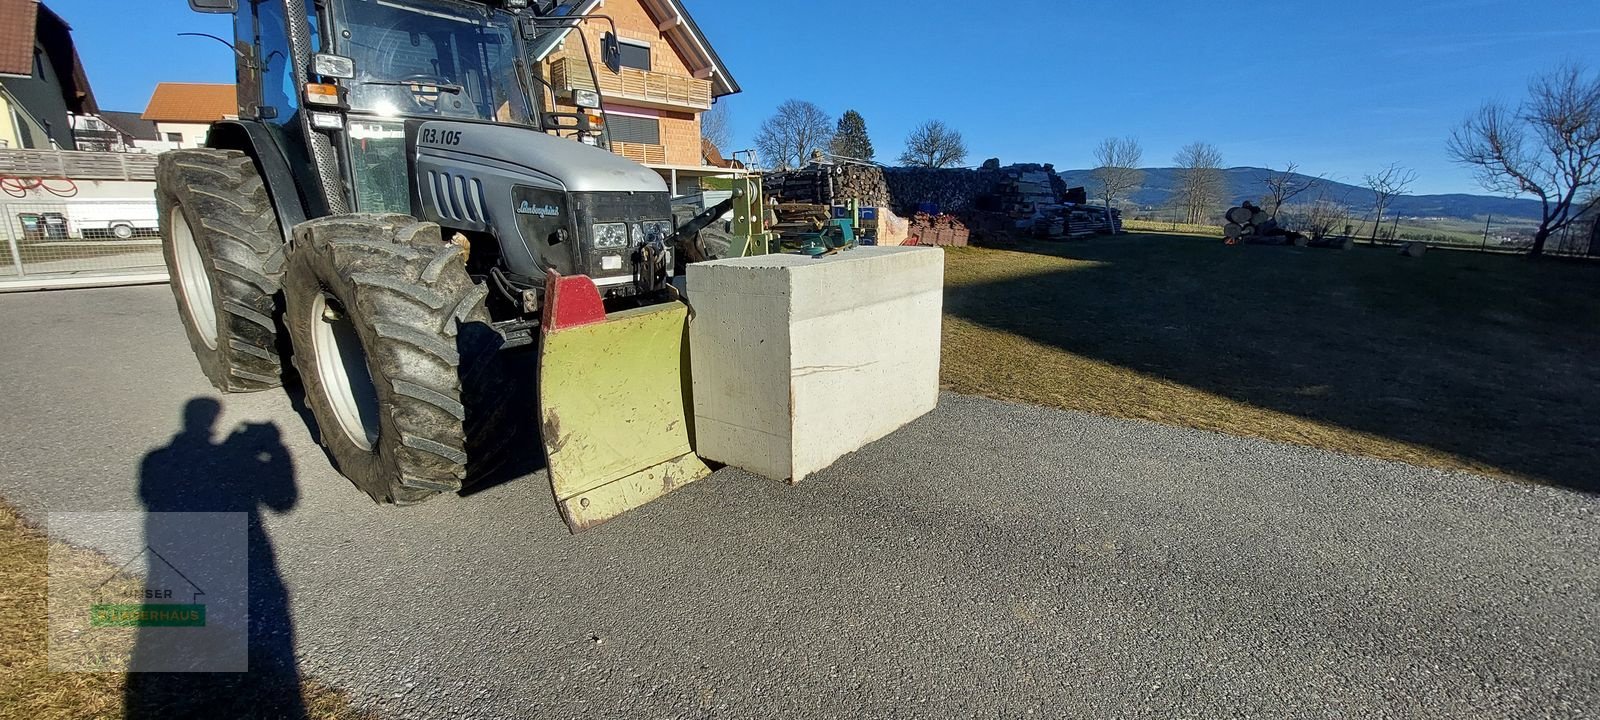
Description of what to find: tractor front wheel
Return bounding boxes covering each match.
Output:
[156,149,286,392]
[282,215,513,504]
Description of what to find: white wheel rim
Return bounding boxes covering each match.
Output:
[310,292,381,450]
[170,206,218,350]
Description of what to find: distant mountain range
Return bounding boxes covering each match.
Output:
[1054,167,1546,221]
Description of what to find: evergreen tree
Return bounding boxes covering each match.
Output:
[830,110,875,161]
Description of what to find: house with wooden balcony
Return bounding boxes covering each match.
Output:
[530,0,741,196]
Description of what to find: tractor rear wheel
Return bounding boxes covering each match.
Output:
[156,149,286,392]
[282,215,513,504]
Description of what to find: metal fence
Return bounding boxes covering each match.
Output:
[0,199,166,288]
[1127,211,1600,259]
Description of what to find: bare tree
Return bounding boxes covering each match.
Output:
[1282,187,1352,241]
[1260,163,1323,219]
[1448,64,1600,256]
[700,101,733,155]
[1172,142,1226,224]
[1092,137,1145,220]
[1585,191,1600,253]
[753,100,834,170]
[897,120,967,168]
[1363,163,1418,241]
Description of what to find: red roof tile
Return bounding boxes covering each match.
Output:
[0,0,40,77]
[142,83,237,123]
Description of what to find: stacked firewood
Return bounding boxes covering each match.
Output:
[881,168,988,215]
[762,164,891,208]
[830,164,891,208]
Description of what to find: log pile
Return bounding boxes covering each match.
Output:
[881,168,988,215]
[762,165,890,208]
[906,213,969,247]
[1222,202,1308,246]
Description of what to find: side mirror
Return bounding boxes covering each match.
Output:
[188,0,237,13]
[601,32,621,74]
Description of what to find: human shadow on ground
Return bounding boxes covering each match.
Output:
[123,397,307,719]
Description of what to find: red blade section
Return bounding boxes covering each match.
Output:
[541,269,607,331]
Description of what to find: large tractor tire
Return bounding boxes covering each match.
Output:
[282,215,513,504]
[156,149,286,392]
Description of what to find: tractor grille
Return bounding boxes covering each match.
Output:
[427,170,488,225]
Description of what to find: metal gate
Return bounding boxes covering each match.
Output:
[0,150,167,291]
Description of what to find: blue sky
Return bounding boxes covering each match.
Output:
[52,0,1599,194]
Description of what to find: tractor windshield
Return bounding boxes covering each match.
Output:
[336,0,532,125]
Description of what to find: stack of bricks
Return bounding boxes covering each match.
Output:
[906,213,970,247]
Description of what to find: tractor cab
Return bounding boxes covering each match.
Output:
[199,0,668,301]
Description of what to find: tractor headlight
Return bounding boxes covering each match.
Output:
[572,89,601,109]
[631,220,673,247]
[593,222,628,249]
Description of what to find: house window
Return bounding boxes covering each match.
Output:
[166,132,184,147]
[608,114,660,145]
[618,40,651,72]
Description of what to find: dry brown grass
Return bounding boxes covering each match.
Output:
[941,234,1600,490]
[1121,218,1219,237]
[0,502,377,720]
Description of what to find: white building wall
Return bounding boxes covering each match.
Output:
[152,122,212,150]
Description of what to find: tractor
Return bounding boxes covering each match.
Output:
[163,0,764,530]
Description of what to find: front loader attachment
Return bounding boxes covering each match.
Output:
[537,272,710,532]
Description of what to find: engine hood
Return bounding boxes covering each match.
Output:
[415,120,668,194]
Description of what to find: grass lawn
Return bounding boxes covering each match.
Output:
[941,232,1600,493]
[0,502,376,720]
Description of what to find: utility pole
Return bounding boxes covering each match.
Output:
[1482,215,1491,251]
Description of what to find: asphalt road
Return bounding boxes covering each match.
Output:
[3,284,1598,719]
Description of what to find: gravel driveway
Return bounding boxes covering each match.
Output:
[2,284,1596,719]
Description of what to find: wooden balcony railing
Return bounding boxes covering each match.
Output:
[610,142,667,165]
[551,56,712,111]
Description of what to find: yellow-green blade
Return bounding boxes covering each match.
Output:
[538,301,709,532]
